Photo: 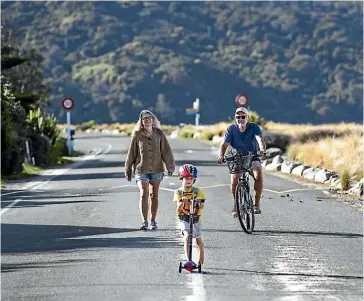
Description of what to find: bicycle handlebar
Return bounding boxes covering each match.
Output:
[219,151,266,163]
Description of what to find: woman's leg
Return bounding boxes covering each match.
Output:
[149,180,161,222]
[137,179,150,221]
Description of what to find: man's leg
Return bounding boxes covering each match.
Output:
[252,163,263,213]
[231,173,241,215]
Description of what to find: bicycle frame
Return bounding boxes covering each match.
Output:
[224,153,256,234]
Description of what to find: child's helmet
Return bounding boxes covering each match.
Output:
[178,164,198,179]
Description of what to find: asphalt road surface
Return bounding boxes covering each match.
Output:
[1,134,363,301]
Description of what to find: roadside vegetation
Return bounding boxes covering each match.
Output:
[1,27,83,188]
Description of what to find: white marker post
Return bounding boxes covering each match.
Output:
[193,98,200,130]
[61,97,75,154]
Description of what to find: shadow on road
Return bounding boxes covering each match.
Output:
[6,172,127,182]
[1,199,101,209]
[1,259,92,273]
[1,223,179,254]
[72,160,125,169]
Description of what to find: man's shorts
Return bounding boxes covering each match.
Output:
[179,220,202,238]
[135,172,164,182]
[251,159,262,169]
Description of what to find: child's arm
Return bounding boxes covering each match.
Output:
[173,190,185,212]
[177,200,184,211]
[196,198,205,209]
[196,188,206,209]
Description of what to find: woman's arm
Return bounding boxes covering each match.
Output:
[125,134,138,180]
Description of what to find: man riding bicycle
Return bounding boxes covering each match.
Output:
[217,107,266,215]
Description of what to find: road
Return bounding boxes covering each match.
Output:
[1,134,363,301]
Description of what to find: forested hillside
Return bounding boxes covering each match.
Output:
[2,1,362,124]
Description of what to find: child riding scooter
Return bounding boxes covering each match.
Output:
[173,164,206,273]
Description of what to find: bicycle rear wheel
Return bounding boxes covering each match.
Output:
[235,182,255,234]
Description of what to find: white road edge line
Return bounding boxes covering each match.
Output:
[1,199,22,215]
[160,187,207,301]
[1,144,112,215]
[1,190,28,196]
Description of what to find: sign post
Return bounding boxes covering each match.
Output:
[61,97,75,154]
[185,98,200,130]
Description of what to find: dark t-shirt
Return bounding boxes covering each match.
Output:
[223,122,262,154]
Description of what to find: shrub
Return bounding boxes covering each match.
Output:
[1,76,28,175]
[49,137,68,164]
[340,170,351,191]
[78,120,97,131]
[178,128,194,139]
[29,133,52,166]
[200,130,215,141]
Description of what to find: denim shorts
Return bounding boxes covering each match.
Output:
[135,172,164,182]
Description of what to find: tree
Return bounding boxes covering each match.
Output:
[1,25,50,113]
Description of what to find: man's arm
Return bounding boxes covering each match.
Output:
[217,126,232,162]
[219,141,230,158]
[255,134,266,153]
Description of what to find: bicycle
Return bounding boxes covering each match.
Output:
[222,152,260,234]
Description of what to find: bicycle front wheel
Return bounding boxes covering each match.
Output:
[235,182,255,234]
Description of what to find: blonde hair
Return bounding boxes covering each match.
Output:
[132,109,162,135]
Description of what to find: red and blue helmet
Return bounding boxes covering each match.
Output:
[178,164,198,179]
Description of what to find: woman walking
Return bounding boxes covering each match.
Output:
[125,110,175,230]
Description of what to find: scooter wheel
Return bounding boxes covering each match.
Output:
[179,262,182,273]
[198,263,202,273]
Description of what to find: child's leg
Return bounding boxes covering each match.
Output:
[183,230,190,261]
[195,237,205,265]
[194,223,204,264]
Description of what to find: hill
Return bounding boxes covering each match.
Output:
[1,1,363,125]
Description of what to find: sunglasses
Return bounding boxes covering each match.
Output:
[235,115,247,120]
[142,116,152,121]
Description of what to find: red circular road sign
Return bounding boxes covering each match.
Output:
[62,97,74,110]
[235,94,249,107]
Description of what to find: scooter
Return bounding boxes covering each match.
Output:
[178,196,202,273]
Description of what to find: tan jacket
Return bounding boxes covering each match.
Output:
[125,128,175,178]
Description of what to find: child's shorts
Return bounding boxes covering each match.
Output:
[179,220,202,238]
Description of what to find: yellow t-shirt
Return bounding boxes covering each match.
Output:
[172,186,206,216]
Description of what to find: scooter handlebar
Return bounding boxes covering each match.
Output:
[179,197,205,203]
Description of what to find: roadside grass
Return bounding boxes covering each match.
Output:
[2,163,44,180]
[1,151,85,184]
[265,121,362,142]
[288,133,363,181]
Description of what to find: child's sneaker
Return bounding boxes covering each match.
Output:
[139,220,148,230]
[150,220,157,230]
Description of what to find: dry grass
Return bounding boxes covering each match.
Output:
[288,134,363,181]
[265,121,362,140]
